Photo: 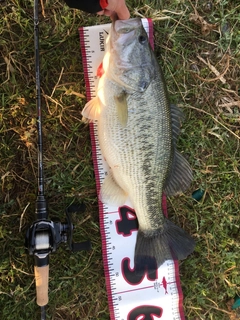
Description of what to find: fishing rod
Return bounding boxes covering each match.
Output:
[25,1,91,319]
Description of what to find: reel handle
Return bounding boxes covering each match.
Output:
[34,264,49,307]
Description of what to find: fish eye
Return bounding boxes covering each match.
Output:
[139,81,148,91]
[138,35,147,44]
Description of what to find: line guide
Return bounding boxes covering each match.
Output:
[79,19,185,320]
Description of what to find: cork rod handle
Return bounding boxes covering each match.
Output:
[34,264,49,307]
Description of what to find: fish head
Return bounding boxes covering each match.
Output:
[105,18,156,93]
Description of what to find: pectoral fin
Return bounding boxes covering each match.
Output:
[114,92,128,127]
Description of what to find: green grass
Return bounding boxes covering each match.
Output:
[0,0,240,319]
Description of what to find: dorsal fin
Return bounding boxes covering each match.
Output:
[170,104,184,145]
[163,150,192,196]
[164,104,192,196]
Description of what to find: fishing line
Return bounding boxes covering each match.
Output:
[34,0,44,200]
[25,1,91,319]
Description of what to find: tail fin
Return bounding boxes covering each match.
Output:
[134,219,195,272]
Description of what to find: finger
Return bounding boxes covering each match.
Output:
[115,5,130,20]
[110,12,118,21]
[97,9,113,17]
[104,9,113,17]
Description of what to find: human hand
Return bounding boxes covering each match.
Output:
[97,0,130,20]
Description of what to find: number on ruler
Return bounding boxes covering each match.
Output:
[127,305,163,319]
[81,20,183,319]
[115,206,138,236]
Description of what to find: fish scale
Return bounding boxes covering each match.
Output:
[82,18,195,270]
[79,19,193,319]
[98,73,170,232]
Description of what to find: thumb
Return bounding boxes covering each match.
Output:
[115,4,130,20]
[106,1,130,20]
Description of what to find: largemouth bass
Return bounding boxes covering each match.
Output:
[82,18,195,270]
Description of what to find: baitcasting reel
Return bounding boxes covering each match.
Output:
[26,197,91,257]
[25,196,91,318]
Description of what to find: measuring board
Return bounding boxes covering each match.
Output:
[79,19,185,320]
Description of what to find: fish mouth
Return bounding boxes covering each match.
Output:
[113,18,142,34]
[107,18,155,93]
[111,18,143,46]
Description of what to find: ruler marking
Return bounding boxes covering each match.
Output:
[79,19,185,320]
[113,285,155,295]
